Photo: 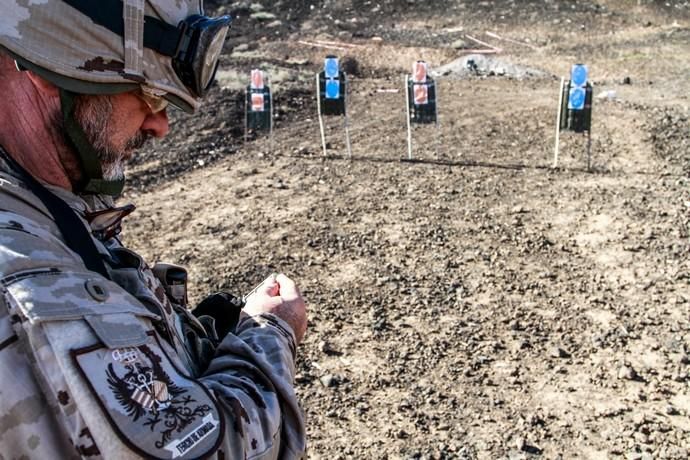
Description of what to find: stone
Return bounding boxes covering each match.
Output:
[251,11,277,21]
[618,364,638,381]
[550,347,571,359]
[320,374,339,388]
[665,405,678,416]
[451,39,467,49]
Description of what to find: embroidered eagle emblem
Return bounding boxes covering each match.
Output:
[106,344,213,448]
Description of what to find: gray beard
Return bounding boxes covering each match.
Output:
[67,94,151,182]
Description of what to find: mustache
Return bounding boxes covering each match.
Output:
[124,131,152,154]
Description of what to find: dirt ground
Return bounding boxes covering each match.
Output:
[122,1,690,458]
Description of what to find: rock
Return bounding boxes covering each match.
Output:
[451,39,467,49]
[618,364,639,381]
[234,43,250,52]
[596,90,617,101]
[665,405,679,416]
[550,347,571,359]
[319,374,339,388]
[515,436,526,450]
[319,341,341,356]
[266,20,283,28]
[251,11,277,21]
[633,431,649,444]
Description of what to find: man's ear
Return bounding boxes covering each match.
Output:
[24,71,60,97]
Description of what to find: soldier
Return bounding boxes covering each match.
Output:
[0,1,307,459]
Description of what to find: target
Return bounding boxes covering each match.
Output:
[571,64,588,87]
[406,60,437,124]
[250,69,265,90]
[413,61,428,83]
[568,87,586,110]
[318,55,347,116]
[325,57,340,79]
[404,60,441,160]
[554,64,595,170]
[251,93,265,112]
[568,64,589,111]
[316,55,352,157]
[413,84,429,105]
[325,79,341,100]
[245,69,272,137]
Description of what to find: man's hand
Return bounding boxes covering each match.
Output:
[244,274,307,344]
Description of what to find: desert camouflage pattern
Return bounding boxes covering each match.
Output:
[0,154,306,459]
[0,0,202,112]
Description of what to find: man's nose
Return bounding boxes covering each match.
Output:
[141,109,169,138]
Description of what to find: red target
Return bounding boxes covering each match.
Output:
[414,84,429,105]
[413,61,428,83]
[251,93,265,112]
[251,69,265,90]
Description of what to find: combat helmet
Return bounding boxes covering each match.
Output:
[0,0,231,195]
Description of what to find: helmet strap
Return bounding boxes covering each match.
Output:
[59,89,125,196]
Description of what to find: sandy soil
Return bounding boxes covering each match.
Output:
[121,1,690,458]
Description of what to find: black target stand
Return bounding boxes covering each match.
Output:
[245,69,273,143]
[404,61,440,160]
[316,56,352,157]
[554,64,594,170]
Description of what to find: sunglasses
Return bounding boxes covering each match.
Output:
[136,88,169,114]
[85,203,136,240]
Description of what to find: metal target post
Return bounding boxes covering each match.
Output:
[316,74,328,156]
[343,73,352,158]
[553,77,565,168]
[269,74,274,140]
[244,86,249,145]
[405,74,413,160]
[266,73,275,154]
[586,82,593,172]
[434,77,441,160]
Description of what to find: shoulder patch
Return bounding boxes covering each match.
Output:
[72,331,225,459]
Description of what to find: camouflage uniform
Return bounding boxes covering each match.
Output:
[0,152,307,459]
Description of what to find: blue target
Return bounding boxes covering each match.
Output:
[568,87,586,110]
[324,58,340,79]
[571,64,588,87]
[325,79,340,99]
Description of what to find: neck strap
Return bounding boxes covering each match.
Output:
[0,146,112,280]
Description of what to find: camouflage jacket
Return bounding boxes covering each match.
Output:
[0,153,306,459]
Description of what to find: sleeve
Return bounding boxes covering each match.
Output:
[201,313,306,460]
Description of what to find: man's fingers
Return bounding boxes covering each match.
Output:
[275,273,300,299]
[242,273,307,345]
[244,291,283,314]
[261,275,280,297]
[247,274,279,300]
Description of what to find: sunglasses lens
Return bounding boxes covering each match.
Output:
[138,90,169,113]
